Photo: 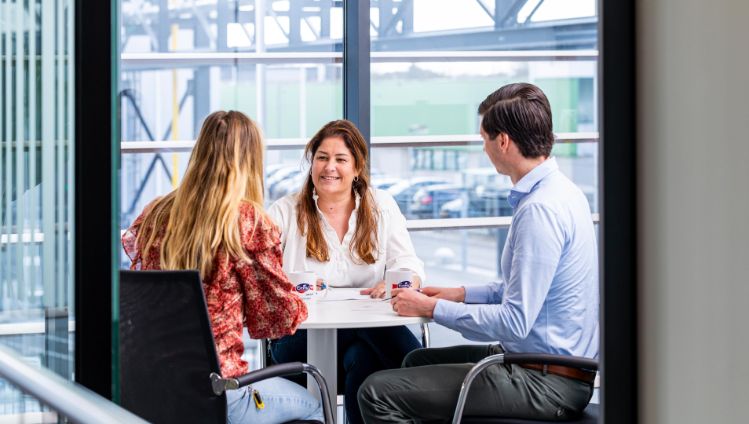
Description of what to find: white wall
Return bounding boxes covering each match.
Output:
[638,0,749,422]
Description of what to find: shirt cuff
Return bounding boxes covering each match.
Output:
[433,299,465,328]
[463,285,492,304]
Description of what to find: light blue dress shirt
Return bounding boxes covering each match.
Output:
[433,157,599,358]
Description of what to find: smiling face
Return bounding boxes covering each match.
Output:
[310,136,359,198]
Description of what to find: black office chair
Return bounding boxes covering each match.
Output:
[119,270,334,424]
[453,353,599,424]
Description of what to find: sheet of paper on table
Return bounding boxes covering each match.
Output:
[316,289,373,302]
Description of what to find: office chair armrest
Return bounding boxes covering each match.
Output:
[210,362,334,424]
[235,362,306,386]
[450,353,598,424]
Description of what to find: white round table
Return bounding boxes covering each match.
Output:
[298,288,430,422]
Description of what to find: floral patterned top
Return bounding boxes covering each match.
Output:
[122,201,307,378]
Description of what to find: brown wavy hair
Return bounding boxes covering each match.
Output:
[135,110,266,279]
[478,83,554,158]
[296,120,378,264]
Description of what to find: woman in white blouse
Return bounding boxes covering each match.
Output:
[267,119,425,424]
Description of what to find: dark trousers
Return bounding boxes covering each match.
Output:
[357,345,594,423]
[270,326,422,424]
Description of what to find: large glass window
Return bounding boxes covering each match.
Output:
[120,1,343,232]
[369,61,598,218]
[119,0,343,368]
[0,0,75,416]
[369,0,599,348]
[118,0,600,369]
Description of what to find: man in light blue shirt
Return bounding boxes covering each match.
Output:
[358,83,599,423]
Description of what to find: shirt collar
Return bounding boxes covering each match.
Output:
[507,157,558,209]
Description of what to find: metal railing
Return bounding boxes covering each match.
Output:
[407,213,599,231]
[120,132,599,153]
[0,345,147,423]
[120,50,599,69]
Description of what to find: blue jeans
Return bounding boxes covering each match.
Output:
[270,327,421,424]
[226,376,323,424]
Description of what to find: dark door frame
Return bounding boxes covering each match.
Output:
[74,0,118,399]
[600,0,638,422]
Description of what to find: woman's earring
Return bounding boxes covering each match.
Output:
[353,176,359,183]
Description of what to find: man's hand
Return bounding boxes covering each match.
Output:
[360,281,386,298]
[390,288,438,318]
[418,286,466,303]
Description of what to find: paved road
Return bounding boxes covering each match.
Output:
[410,229,508,285]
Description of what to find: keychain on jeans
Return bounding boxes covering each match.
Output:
[251,387,265,410]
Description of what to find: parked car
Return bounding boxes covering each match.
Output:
[441,181,596,218]
[369,168,385,180]
[386,177,451,215]
[457,168,513,217]
[409,184,467,219]
[269,171,307,200]
[471,184,513,217]
[371,176,402,191]
[264,163,288,180]
[440,181,513,218]
[439,187,512,218]
[265,166,300,189]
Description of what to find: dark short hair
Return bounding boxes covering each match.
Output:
[478,83,554,158]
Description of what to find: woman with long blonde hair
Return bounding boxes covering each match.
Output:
[122,110,322,423]
[267,119,425,424]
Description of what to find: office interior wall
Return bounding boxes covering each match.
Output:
[638,0,749,422]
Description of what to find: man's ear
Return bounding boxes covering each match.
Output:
[498,133,511,152]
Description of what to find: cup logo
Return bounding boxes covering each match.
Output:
[392,280,412,289]
[295,283,312,293]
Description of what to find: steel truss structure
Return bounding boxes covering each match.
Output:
[121,0,596,53]
[118,0,598,227]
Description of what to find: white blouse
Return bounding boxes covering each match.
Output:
[267,188,425,288]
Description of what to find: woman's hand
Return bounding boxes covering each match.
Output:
[360,281,387,298]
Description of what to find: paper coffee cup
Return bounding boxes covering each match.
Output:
[384,269,413,297]
[288,271,317,295]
